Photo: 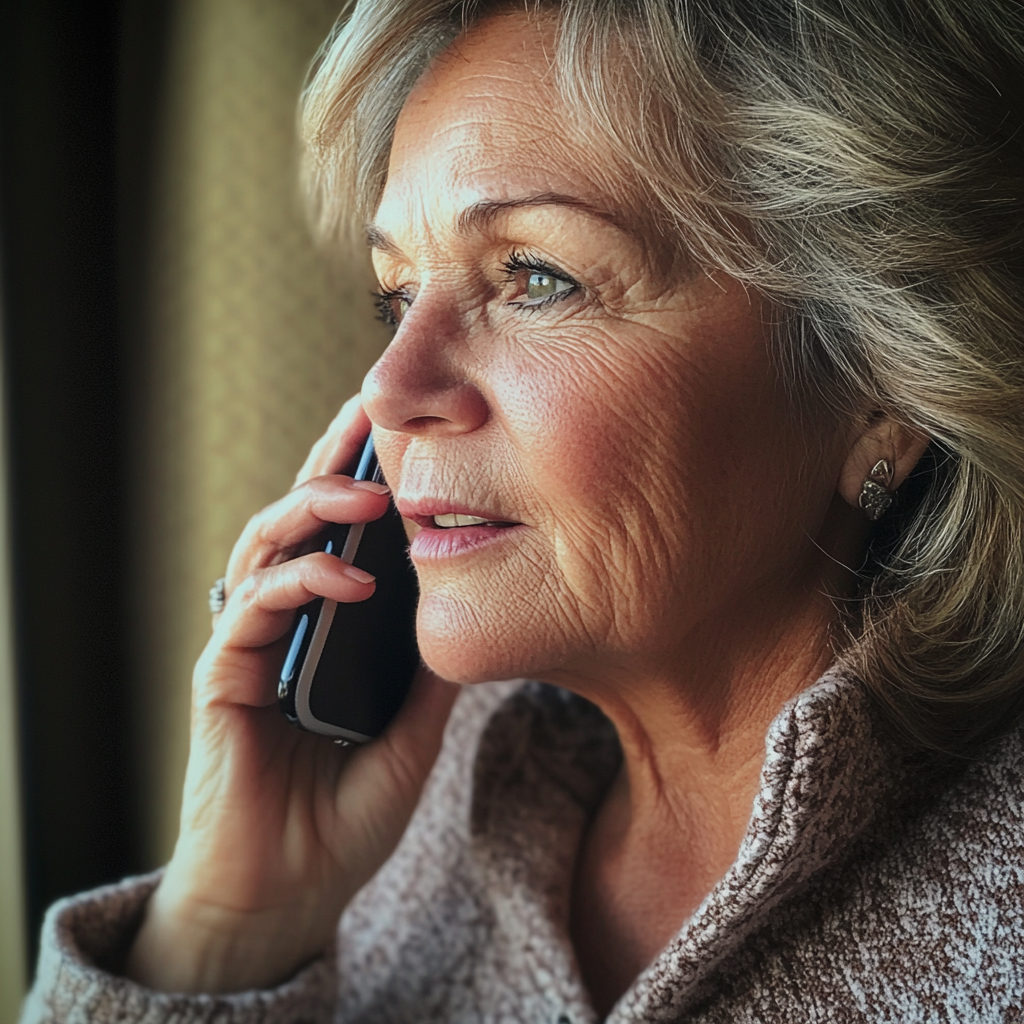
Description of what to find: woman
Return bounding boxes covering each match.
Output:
[23,0,1024,1021]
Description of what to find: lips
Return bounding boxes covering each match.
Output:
[396,497,524,560]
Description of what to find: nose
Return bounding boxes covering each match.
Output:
[361,297,489,436]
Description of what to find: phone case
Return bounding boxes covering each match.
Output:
[277,436,420,741]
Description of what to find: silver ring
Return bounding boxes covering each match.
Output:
[209,577,227,614]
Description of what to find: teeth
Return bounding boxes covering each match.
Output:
[434,513,493,528]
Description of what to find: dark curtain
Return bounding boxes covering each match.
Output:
[0,0,168,965]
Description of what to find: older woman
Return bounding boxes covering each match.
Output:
[23,0,1024,1021]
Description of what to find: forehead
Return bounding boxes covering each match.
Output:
[378,11,629,229]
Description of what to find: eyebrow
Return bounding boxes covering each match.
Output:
[365,192,624,256]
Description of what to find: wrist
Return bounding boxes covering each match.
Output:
[124,882,335,994]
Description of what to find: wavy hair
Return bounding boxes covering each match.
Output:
[300,0,1024,755]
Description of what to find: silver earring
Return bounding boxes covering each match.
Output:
[858,459,894,521]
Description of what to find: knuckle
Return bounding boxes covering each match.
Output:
[248,503,282,546]
[241,493,308,562]
[233,571,265,613]
[234,508,275,562]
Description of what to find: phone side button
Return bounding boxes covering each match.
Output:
[278,613,310,699]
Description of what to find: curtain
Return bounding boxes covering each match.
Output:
[0,0,385,975]
[134,0,389,864]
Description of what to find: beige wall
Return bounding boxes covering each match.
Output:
[136,0,391,865]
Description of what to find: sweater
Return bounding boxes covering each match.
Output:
[19,669,1024,1023]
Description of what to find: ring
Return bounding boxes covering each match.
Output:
[209,577,227,614]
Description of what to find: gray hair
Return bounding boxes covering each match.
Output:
[300,0,1024,755]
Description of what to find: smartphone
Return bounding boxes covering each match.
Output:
[277,434,420,742]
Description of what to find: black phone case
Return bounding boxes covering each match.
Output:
[277,440,420,741]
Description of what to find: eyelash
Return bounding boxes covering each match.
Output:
[373,288,409,328]
[372,251,580,326]
[501,249,580,311]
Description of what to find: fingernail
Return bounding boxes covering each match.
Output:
[342,564,376,584]
[351,480,390,494]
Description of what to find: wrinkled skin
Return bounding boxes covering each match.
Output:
[126,10,928,1011]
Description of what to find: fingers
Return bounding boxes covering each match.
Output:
[199,394,386,707]
[294,395,370,487]
[224,474,390,592]
[216,553,377,651]
[195,551,380,707]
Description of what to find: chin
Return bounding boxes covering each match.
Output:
[415,590,552,685]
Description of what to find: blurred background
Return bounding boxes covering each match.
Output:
[0,1,390,1017]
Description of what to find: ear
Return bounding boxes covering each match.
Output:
[837,413,932,510]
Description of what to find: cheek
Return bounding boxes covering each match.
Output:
[499,315,818,633]
[496,332,705,619]
[396,303,834,683]
[408,335,694,681]
[498,330,682,498]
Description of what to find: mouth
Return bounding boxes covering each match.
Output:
[397,499,524,560]
[431,513,517,530]
[396,499,522,531]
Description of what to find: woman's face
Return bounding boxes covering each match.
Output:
[363,12,849,691]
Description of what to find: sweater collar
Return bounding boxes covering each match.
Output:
[617,667,906,1021]
[469,667,906,1022]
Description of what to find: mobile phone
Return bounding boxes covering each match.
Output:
[277,434,420,742]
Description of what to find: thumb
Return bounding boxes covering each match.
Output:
[378,665,462,789]
[328,666,460,880]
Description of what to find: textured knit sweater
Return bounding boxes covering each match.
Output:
[20,669,1024,1023]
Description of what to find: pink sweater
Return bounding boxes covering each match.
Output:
[20,669,1024,1022]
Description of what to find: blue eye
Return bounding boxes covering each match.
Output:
[502,249,579,309]
[526,272,575,301]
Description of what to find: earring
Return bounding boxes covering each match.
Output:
[858,459,894,521]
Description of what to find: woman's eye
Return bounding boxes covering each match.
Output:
[526,272,574,301]
[374,289,412,327]
[503,251,579,310]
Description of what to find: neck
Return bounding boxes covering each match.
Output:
[558,493,868,855]
[560,543,857,1016]
[580,576,838,850]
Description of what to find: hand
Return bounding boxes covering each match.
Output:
[125,396,459,993]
